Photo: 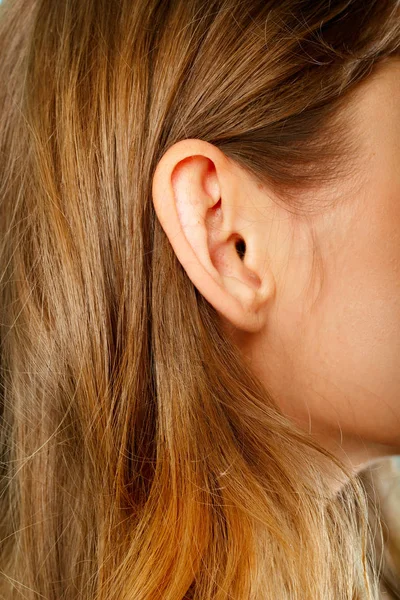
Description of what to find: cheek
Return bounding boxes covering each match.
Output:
[251,169,400,447]
[293,233,400,445]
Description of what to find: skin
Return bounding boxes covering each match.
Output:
[152,59,400,488]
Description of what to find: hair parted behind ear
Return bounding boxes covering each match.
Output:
[0,0,399,598]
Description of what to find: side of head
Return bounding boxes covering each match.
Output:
[0,1,399,599]
[152,58,400,459]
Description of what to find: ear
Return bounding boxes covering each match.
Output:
[151,139,276,333]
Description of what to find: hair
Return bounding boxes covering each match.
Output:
[1,0,400,598]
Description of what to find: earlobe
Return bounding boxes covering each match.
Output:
[151,139,275,333]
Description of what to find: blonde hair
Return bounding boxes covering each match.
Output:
[1,0,400,598]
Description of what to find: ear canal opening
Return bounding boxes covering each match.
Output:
[235,237,246,260]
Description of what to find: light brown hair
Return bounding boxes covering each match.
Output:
[1,0,400,598]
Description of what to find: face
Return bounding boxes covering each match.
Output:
[237,59,400,467]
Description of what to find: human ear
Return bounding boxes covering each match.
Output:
[151,139,276,333]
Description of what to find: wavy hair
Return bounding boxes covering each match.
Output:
[1,0,400,598]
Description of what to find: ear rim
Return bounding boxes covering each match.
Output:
[151,138,272,333]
